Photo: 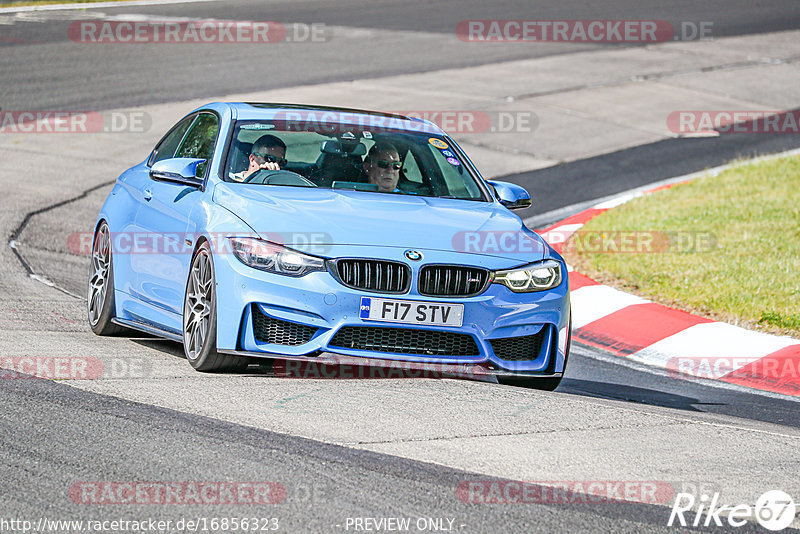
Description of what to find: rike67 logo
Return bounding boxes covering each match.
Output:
[669,490,796,531]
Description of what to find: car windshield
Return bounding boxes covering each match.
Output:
[224,117,488,201]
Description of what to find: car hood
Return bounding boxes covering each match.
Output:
[213,183,546,262]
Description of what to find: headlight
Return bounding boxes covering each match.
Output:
[493,259,562,292]
[229,237,326,276]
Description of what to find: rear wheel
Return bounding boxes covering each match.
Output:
[499,315,572,391]
[88,222,127,336]
[182,241,248,372]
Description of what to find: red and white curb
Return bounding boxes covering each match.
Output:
[536,167,800,397]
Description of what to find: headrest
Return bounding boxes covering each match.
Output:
[320,140,367,156]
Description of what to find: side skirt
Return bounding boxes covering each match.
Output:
[111,317,183,343]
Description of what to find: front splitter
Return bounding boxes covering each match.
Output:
[218,349,563,382]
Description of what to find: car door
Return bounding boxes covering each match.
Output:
[131,112,220,330]
[119,115,194,305]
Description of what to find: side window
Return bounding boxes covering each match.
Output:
[176,114,220,177]
[149,116,194,166]
[401,149,423,183]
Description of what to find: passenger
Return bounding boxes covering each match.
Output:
[361,142,403,193]
[231,134,287,182]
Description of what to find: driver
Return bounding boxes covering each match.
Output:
[361,142,403,193]
[231,134,287,182]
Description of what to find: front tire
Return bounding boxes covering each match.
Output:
[182,241,248,372]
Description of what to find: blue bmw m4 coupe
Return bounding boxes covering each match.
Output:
[89,102,571,389]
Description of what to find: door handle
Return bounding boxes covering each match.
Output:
[143,188,152,201]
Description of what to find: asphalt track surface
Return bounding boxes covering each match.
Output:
[2,0,800,110]
[2,1,800,533]
[5,373,757,534]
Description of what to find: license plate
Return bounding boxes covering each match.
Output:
[359,297,464,327]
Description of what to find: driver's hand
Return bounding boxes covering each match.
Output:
[259,162,281,171]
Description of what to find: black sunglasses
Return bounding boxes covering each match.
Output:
[253,152,287,167]
[373,159,402,170]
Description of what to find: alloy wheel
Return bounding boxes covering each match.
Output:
[88,225,111,326]
[184,248,214,360]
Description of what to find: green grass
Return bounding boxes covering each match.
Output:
[563,154,800,338]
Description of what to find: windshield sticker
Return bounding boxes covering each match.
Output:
[363,131,372,139]
[342,131,356,139]
[428,138,449,149]
[440,149,455,158]
[446,157,461,166]
[241,123,276,130]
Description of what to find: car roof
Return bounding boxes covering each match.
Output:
[207,102,446,135]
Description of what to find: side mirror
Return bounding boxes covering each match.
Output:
[488,180,532,210]
[149,158,206,187]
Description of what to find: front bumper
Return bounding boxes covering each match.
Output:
[214,247,570,374]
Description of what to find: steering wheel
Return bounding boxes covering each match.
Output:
[244,169,316,187]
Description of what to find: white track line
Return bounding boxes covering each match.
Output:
[0,0,220,15]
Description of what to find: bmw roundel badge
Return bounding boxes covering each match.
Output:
[404,250,422,261]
